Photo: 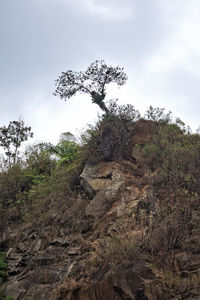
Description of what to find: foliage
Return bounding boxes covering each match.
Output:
[133,119,200,269]
[25,143,55,176]
[25,158,84,229]
[145,105,172,123]
[59,132,76,142]
[0,143,56,214]
[0,288,6,300]
[81,102,141,163]
[0,252,7,283]
[1,104,200,298]
[107,100,141,121]
[54,60,127,112]
[0,163,32,209]
[0,135,82,215]
[0,118,33,167]
[49,140,80,165]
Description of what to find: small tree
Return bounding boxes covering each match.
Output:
[0,118,33,167]
[53,60,128,113]
[49,137,80,166]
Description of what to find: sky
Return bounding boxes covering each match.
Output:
[1,0,200,146]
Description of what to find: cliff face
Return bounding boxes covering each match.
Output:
[1,119,200,300]
[2,161,155,299]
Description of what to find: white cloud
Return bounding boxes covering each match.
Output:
[145,0,200,75]
[125,0,200,131]
[78,0,134,21]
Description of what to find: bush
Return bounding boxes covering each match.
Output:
[0,287,6,300]
[25,143,56,176]
[81,102,141,163]
[0,252,7,283]
[135,120,200,268]
[0,163,32,209]
[49,140,80,165]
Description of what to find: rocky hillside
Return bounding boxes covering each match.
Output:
[1,106,200,299]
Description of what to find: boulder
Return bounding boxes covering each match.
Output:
[80,162,114,195]
[83,162,126,218]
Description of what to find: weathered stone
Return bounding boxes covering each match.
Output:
[183,261,200,273]
[34,252,56,266]
[50,237,70,247]
[86,190,112,218]
[112,261,155,299]
[68,247,80,256]
[67,280,128,300]
[4,283,26,300]
[80,162,115,193]
[84,162,126,217]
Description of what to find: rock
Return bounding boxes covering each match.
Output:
[2,134,200,300]
[29,288,52,300]
[50,237,70,247]
[4,283,26,300]
[68,247,80,256]
[53,261,158,300]
[174,252,190,271]
[34,252,57,266]
[67,280,126,300]
[86,190,113,218]
[183,261,200,274]
[83,162,126,218]
[112,261,155,299]
[80,162,114,195]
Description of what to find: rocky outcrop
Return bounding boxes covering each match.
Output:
[1,153,200,299]
[80,161,146,218]
[0,158,154,299]
[3,227,78,299]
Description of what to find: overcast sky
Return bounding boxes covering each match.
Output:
[1,0,200,146]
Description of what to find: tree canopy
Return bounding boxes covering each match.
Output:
[53,60,128,113]
[0,118,33,167]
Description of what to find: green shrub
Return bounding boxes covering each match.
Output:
[25,143,56,176]
[0,252,7,283]
[81,102,141,163]
[0,287,6,300]
[0,142,57,220]
[136,120,200,268]
[50,140,80,165]
[0,163,30,208]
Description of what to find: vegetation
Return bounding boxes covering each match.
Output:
[81,101,141,163]
[49,139,80,166]
[0,118,33,167]
[136,120,200,266]
[1,101,200,298]
[0,252,7,283]
[0,134,82,220]
[53,60,128,112]
[0,252,7,300]
[1,297,29,300]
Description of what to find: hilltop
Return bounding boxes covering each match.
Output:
[0,104,200,300]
